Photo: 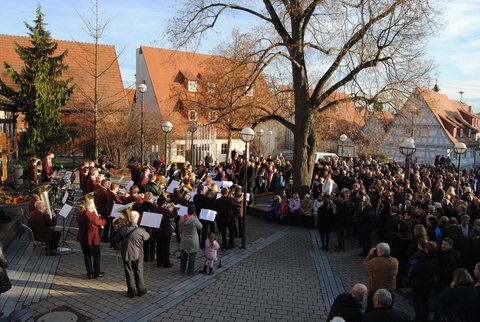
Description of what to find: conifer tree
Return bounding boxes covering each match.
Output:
[0,5,74,157]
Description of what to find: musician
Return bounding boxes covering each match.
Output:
[41,152,55,183]
[205,152,213,170]
[94,179,111,242]
[144,175,162,197]
[214,188,236,249]
[152,154,164,174]
[79,162,90,194]
[193,184,215,248]
[153,196,175,268]
[28,194,41,215]
[106,183,125,248]
[23,158,38,188]
[124,185,143,206]
[139,192,156,262]
[86,168,99,194]
[29,201,61,255]
[138,167,150,192]
[114,210,150,298]
[232,186,244,238]
[77,200,106,279]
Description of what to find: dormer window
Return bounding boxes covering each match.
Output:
[245,86,253,97]
[188,110,197,121]
[188,81,198,92]
[207,82,216,94]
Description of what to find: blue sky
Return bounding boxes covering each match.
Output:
[1,0,479,110]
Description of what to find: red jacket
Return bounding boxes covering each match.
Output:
[94,186,109,218]
[29,210,57,242]
[76,210,106,246]
[41,158,54,182]
[86,176,98,194]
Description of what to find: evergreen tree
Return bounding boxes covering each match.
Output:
[0,5,74,157]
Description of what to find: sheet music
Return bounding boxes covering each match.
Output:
[177,205,188,217]
[58,204,72,219]
[63,171,73,181]
[61,191,69,205]
[188,191,196,200]
[246,193,250,201]
[140,212,163,228]
[124,180,134,191]
[216,192,222,199]
[110,203,123,218]
[166,180,180,193]
[117,176,125,184]
[199,209,217,222]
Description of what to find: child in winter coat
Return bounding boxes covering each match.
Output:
[201,232,220,275]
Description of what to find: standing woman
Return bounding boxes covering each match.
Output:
[357,199,376,257]
[0,244,12,316]
[179,205,203,275]
[317,197,334,250]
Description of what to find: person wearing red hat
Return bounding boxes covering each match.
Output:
[41,152,55,183]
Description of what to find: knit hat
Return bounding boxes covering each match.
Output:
[46,152,54,158]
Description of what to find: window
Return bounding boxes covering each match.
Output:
[188,81,197,92]
[245,86,253,97]
[221,143,228,154]
[188,110,197,121]
[459,128,463,137]
[207,82,216,93]
[176,144,185,156]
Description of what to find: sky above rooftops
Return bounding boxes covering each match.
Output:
[0,0,479,111]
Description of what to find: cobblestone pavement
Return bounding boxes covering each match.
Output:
[6,194,414,321]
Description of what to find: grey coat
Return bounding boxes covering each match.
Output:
[179,215,203,254]
[115,222,150,261]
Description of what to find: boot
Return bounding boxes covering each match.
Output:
[200,265,207,274]
[208,267,214,275]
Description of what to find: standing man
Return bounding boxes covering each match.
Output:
[214,188,236,249]
[77,200,106,279]
[41,152,55,183]
[94,179,111,242]
[362,242,399,311]
[114,211,150,298]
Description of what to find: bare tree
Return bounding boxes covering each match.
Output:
[168,0,440,194]
[72,0,127,160]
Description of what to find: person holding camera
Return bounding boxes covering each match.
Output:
[362,242,399,311]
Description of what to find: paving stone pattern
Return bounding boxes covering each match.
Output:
[149,227,328,322]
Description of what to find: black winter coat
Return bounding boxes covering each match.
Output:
[327,292,363,322]
[440,283,480,322]
[362,307,411,322]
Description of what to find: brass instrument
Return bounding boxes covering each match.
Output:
[79,192,99,216]
[112,202,135,231]
[39,185,54,219]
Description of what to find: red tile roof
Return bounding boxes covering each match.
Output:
[0,34,128,111]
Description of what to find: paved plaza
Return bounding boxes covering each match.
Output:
[0,194,415,321]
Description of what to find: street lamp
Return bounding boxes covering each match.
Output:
[399,137,416,208]
[454,142,467,195]
[339,134,348,158]
[138,83,147,165]
[256,128,264,157]
[240,127,255,249]
[161,121,173,177]
[188,122,198,165]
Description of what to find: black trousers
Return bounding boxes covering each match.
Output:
[180,251,196,275]
[101,216,111,240]
[123,258,146,297]
[156,236,171,267]
[80,244,101,276]
[143,228,156,261]
[413,288,431,322]
[218,222,235,248]
[336,225,345,250]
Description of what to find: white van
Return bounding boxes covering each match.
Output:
[314,152,338,162]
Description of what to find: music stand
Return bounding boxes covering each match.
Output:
[57,203,74,250]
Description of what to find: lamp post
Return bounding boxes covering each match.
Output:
[339,134,348,189]
[256,128,264,157]
[138,83,147,165]
[240,127,255,249]
[339,134,348,159]
[188,122,198,165]
[399,137,416,208]
[161,121,173,177]
[454,142,467,195]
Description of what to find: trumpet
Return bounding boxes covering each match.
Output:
[112,202,135,231]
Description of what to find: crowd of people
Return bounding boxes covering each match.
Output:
[24,149,480,320]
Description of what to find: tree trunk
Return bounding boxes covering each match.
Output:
[291,54,316,197]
